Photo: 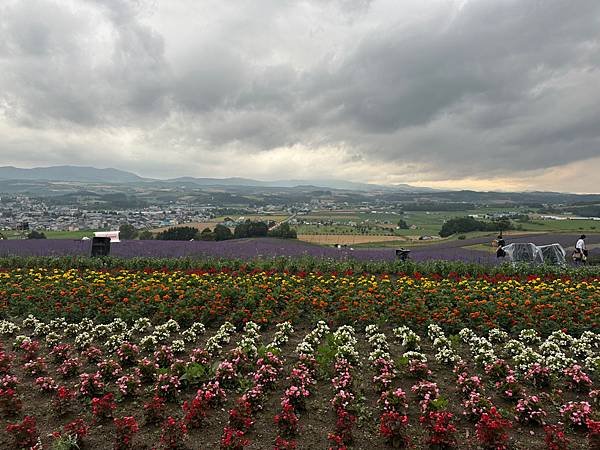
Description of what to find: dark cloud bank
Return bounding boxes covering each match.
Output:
[0,0,599,191]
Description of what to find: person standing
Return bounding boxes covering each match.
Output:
[496,234,506,258]
[574,234,587,264]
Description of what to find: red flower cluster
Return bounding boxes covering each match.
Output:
[6,415,39,449]
[160,416,188,450]
[114,416,139,450]
[475,407,512,450]
[91,392,116,421]
[419,411,457,448]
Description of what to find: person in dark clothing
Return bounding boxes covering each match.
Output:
[496,234,506,258]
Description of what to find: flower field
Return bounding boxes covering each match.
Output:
[0,263,598,449]
[1,268,599,334]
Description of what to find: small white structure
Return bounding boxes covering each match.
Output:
[94,231,120,243]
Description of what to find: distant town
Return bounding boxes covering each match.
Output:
[0,195,218,232]
[1,167,600,242]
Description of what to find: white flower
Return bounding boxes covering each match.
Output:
[295,341,314,356]
[435,346,460,365]
[545,353,576,373]
[109,318,129,334]
[427,324,443,341]
[92,324,111,339]
[65,323,83,337]
[49,318,67,331]
[579,331,600,349]
[139,335,158,351]
[402,351,428,363]
[268,321,294,350]
[539,341,562,357]
[514,348,543,374]
[74,332,93,349]
[459,328,477,344]
[369,348,391,362]
[546,330,574,348]
[572,341,594,360]
[105,334,126,353]
[189,322,206,335]
[584,355,600,374]
[172,340,185,353]
[504,340,526,357]
[181,329,197,343]
[22,315,40,329]
[488,328,509,343]
[0,320,20,336]
[365,324,379,337]
[45,332,62,347]
[32,322,50,337]
[519,329,541,345]
[132,318,152,333]
[206,322,236,357]
[13,335,31,347]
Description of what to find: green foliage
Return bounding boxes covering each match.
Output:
[0,255,599,278]
[155,226,198,241]
[316,333,337,377]
[395,356,409,369]
[50,434,80,450]
[26,230,46,239]
[429,397,449,411]
[234,220,268,238]
[179,363,213,387]
[257,345,281,357]
[568,205,600,217]
[138,230,153,240]
[214,224,234,241]
[439,216,513,237]
[237,377,254,393]
[397,219,409,229]
[199,227,215,241]
[268,222,297,239]
[449,334,461,348]
[402,202,477,211]
[119,223,138,240]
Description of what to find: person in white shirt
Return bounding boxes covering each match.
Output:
[574,235,587,263]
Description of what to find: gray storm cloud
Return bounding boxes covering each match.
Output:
[0,0,599,191]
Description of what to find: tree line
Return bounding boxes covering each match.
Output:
[439,217,513,238]
[120,220,297,241]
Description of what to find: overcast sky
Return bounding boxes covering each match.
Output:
[1,0,599,192]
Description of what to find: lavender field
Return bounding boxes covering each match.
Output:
[2,234,597,263]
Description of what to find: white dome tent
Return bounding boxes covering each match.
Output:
[501,242,566,265]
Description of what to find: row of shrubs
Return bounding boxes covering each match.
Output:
[1,255,599,278]
[154,221,297,241]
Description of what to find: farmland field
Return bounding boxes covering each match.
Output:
[0,262,599,449]
[1,230,95,240]
[292,208,600,250]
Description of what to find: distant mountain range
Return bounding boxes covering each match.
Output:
[0,165,432,192]
[0,165,144,183]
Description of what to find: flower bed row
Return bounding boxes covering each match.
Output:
[1,268,599,334]
[0,315,598,449]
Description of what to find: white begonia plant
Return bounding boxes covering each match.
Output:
[402,351,428,363]
[0,320,20,336]
[171,339,186,353]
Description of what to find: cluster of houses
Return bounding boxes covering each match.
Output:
[0,196,216,233]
